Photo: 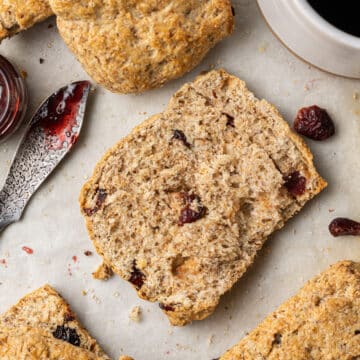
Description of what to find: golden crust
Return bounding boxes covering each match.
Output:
[220,261,360,360]
[0,0,53,41]
[0,285,111,359]
[49,0,234,93]
[80,69,326,326]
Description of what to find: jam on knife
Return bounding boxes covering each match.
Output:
[0,54,28,143]
[0,81,91,233]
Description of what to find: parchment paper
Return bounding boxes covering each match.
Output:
[1,1,360,359]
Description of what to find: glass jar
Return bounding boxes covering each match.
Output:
[0,54,28,143]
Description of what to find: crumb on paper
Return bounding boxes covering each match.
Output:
[353,92,359,101]
[119,356,134,360]
[207,334,215,345]
[328,208,335,213]
[258,43,268,53]
[92,262,114,280]
[84,250,93,256]
[39,58,45,64]
[129,306,142,323]
[113,291,120,298]
[20,70,27,79]
[82,290,87,296]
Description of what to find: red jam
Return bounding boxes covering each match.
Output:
[0,55,28,143]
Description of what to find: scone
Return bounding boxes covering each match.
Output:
[219,261,360,360]
[80,69,326,326]
[48,0,234,93]
[0,285,111,359]
[0,0,53,41]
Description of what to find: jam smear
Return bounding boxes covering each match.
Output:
[32,81,90,150]
[283,171,307,197]
[22,246,33,254]
[178,192,206,226]
[294,105,335,141]
[172,129,191,148]
[129,261,145,290]
[329,218,360,237]
[52,325,81,346]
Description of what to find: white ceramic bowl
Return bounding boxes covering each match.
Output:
[257,0,360,79]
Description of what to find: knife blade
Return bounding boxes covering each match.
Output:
[0,80,91,233]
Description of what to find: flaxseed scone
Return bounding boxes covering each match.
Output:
[0,285,111,359]
[219,261,360,360]
[0,0,53,41]
[80,69,326,326]
[48,0,234,93]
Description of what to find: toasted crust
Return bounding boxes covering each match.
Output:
[48,0,234,93]
[220,261,360,360]
[80,69,326,326]
[0,0,53,41]
[0,285,110,359]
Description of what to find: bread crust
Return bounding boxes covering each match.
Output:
[220,261,360,360]
[80,69,326,326]
[0,0,53,41]
[48,0,234,93]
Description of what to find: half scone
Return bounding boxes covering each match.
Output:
[219,261,360,360]
[0,285,131,359]
[80,69,327,326]
[0,0,53,41]
[48,0,234,93]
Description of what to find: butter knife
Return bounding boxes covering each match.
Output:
[0,81,91,233]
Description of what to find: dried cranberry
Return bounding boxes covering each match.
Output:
[84,250,93,256]
[64,312,75,322]
[272,333,282,345]
[159,303,175,312]
[283,171,306,196]
[178,192,206,226]
[329,218,360,237]
[52,325,80,346]
[294,105,335,141]
[96,188,107,207]
[129,261,145,290]
[223,113,235,127]
[172,129,191,148]
[83,188,107,216]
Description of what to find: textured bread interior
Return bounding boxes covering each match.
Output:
[0,0,53,41]
[48,0,234,93]
[80,69,326,326]
[0,285,110,359]
[220,261,360,360]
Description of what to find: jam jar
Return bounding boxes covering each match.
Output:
[0,54,28,143]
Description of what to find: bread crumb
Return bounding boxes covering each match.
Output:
[113,291,120,298]
[92,262,113,280]
[207,334,215,345]
[82,290,87,296]
[129,306,142,323]
[258,43,268,53]
[119,356,134,360]
[20,70,28,79]
[353,92,359,101]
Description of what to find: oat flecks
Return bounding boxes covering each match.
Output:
[129,306,142,323]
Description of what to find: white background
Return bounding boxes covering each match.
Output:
[1,0,360,359]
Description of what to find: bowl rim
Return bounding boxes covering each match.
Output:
[296,0,360,48]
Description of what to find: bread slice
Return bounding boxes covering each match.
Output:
[0,0,53,41]
[80,69,326,326]
[0,285,110,359]
[219,261,360,360]
[48,0,234,93]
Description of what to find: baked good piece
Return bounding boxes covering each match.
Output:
[0,285,111,359]
[80,69,326,326]
[48,0,234,93]
[0,0,53,41]
[219,261,360,360]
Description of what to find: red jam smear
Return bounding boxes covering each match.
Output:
[33,81,90,150]
[0,55,28,143]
